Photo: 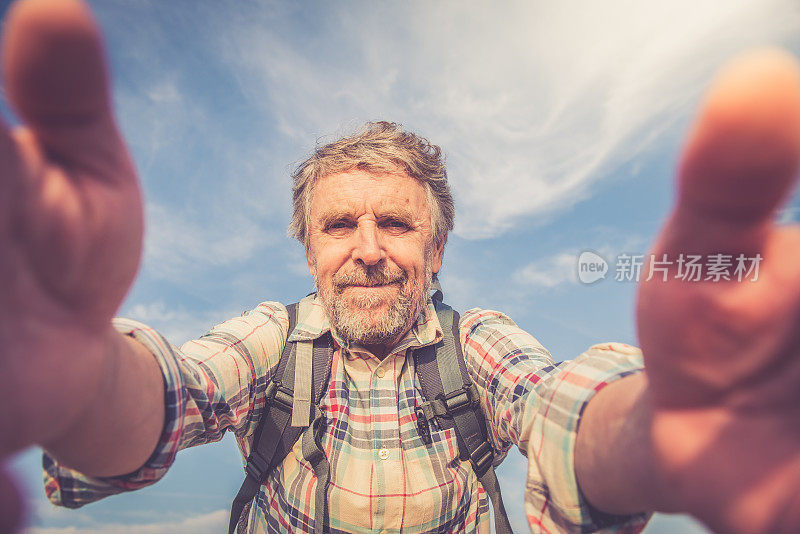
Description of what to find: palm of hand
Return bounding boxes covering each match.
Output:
[638,51,800,534]
[0,0,142,454]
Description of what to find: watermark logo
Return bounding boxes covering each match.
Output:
[577,250,762,284]
[577,251,608,284]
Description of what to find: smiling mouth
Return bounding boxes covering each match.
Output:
[344,282,400,289]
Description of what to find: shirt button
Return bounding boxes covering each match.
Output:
[375,367,386,378]
[378,447,390,460]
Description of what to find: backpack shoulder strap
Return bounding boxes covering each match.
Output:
[414,299,514,534]
[229,302,334,534]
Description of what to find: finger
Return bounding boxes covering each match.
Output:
[1,0,132,180]
[666,48,800,256]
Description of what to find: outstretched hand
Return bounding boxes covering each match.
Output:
[0,0,142,530]
[638,50,800,533]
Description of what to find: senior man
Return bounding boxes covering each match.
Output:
[3,1,800,534]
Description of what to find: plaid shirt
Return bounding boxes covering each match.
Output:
[43,295,649,533]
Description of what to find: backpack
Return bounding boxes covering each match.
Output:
[229,290,513,534]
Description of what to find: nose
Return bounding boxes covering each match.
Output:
[352,223,384,266]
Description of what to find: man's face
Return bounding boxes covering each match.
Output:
[306,169,445,347]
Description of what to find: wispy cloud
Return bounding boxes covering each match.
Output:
[23,510,228,534]
[284,245,312,279]
[123,301,240,342]
[200,0,800,238]
[22,500,96,530]
[141,203,276,284]
[92,0,800,255]
[514,252,579,289]
[513,230,648,291]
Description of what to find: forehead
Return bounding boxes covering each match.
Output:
[309,168,429,219]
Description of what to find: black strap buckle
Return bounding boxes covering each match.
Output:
[265,380,294,412]
[469,440,494,477]
[245,451,269,480]
[442,383,480,415]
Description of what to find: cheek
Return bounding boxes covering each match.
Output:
[309,241,347,278]
[395,248,430,278]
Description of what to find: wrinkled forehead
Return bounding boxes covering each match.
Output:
[308,169,431,223]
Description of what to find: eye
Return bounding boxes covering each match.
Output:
[324,219,354,234]
[381,218,411,232]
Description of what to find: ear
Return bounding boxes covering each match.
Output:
[431,236,446,274]
[305,243,316,276]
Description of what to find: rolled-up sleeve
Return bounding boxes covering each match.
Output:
[460,309,650,533]
[43,302,289,508]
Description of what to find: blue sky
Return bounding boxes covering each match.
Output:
[6,0,800,532]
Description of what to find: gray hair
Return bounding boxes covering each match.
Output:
[289,121,454,247]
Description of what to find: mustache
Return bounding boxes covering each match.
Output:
[332,265,408,290]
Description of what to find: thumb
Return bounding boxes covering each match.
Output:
[666,48,800,256]
[1,0,129,177]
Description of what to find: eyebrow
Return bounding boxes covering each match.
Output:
[315,206,417,227]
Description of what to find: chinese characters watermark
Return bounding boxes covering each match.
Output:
[577,251,762,285]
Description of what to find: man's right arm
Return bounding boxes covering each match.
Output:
[40,330,165,478]
[40,303,290,509]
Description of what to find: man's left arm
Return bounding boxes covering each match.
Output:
[460,309,651,532]
[574,373,666,515]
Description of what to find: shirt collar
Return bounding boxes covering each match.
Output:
[286,294,331,342]
[287,293,443,354]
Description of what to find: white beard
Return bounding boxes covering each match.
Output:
[316,261,432,346]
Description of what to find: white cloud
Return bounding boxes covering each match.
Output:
[515,252,579,289]
[512,230,650,290]
[22,510,228,534]
[123,301,239,342]
[25,502,95,529]
[142,202,275,283]
[145,78,181,104]
[284,245,312,278]
[204,0,800,238]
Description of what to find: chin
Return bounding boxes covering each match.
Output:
[345,303,391,322]
[342,294,393,312]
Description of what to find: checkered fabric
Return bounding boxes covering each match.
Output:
[43,294,650,533]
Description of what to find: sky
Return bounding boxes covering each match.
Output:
[5,0,800,532]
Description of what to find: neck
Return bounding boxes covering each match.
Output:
[363,343,391,360]
[350,323,414,361]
